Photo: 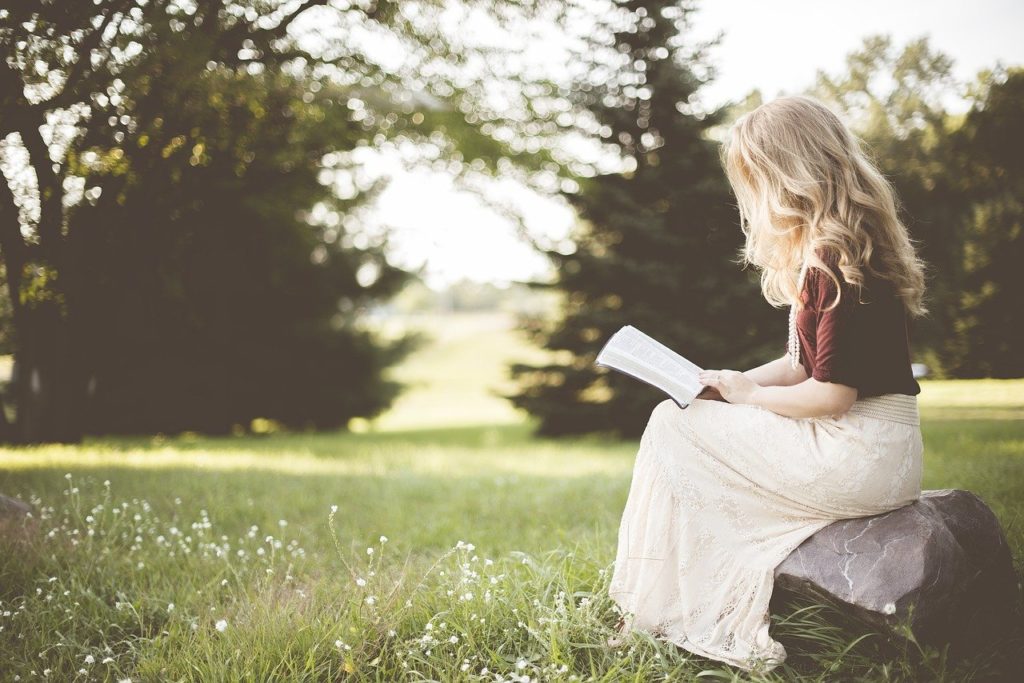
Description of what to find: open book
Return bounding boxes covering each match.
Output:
[594,325,704,408]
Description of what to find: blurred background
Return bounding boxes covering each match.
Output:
[1,0,1022,444]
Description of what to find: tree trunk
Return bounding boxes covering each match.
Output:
[11,304,83,444]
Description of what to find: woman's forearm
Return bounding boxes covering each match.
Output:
[748,379,857,418]
[743,355,808,387]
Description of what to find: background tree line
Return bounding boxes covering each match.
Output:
[0,0,557,443]
[1,1,1019,444]
[510,2,1024,437]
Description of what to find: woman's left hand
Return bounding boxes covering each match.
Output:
[698,369,761,405]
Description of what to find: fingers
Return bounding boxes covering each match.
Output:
[698,369,726,387]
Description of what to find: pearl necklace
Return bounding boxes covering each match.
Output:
[787,260,810,371]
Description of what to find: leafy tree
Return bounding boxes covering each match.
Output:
[944,68,1024,377]
[509,0,783,437]
[65,65,416,434]
[0,0,555,442]
[809,34,968,375]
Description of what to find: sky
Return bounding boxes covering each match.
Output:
[368,0,1024,289]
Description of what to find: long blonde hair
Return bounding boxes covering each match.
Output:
[720,95,927,316]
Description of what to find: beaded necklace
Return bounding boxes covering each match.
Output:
[787,259,810,371]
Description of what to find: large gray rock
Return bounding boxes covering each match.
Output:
[0,493,32,517]
[0,493,35,539]
[772,489,1021,656]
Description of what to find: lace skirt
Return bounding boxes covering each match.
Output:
[608,394,924,673]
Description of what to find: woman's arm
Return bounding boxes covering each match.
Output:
[695,354,807,403]
[747,378,857,418]
[743,354,809,387]
[697,369,858,418]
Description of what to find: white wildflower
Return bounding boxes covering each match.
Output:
[330,505,338,514]
[365,595,376,606]
[882,602,897,615]
[84,655,95,664]
[379,535,388,543]
[366,547,374,555]
[355,577,366,587]
[215,619,228,632]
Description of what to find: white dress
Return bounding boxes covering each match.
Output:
[608,393,924,673]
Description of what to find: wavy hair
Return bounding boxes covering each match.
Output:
[720,95,927,316]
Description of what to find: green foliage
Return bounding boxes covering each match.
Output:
[64,64,416,433]
[810,38,1024,379]
[0,0,557,440]
[944,69,1024,377]
[509,1,784,437]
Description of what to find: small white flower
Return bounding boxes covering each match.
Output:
[118,678,133,683]
[278,520,288,528]
[516,658,527,669]
[330,505,338,514]
[335,639,343,648]
[215,619,228,632]
[365,595,376,606]
[355,577,366,587]
[379,535,388,543]
[366,547,374,555]
[84,655,95,664]
[102,657,114,664]
[167,603,175,612]
[882,602,897,615]
[449,635,459,644]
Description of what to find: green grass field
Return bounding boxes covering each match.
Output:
[1,313,1022,681]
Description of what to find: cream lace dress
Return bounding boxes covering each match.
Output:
[608,257,925,672]
[607,391,924,673]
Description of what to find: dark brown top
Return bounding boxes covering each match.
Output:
[793,250,920,397]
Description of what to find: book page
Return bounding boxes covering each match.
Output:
[594,326,704,407]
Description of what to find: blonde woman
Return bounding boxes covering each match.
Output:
[606,95,928,673]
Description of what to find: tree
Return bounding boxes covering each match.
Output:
[65,64,418,434]
[509,0,783,437]
[808,34,968,375]
[945,68,1024,377]
[0,0,556,442]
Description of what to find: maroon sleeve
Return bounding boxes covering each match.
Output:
[808,266,859,388]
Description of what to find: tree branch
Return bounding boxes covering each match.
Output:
[38,0,138,114]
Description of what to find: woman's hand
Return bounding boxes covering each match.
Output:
[698,369,762,405]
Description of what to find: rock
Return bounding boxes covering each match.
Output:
[0,493,35,540]
[0,493,32,517]
[772,489,1021,656]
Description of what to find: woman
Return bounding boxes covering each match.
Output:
[606,95,928,673]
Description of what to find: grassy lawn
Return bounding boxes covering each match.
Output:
[1,313,1022,681]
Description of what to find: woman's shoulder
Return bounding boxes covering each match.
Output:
[804,246,895,310]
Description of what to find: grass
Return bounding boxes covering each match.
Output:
[1,313,1022,681]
